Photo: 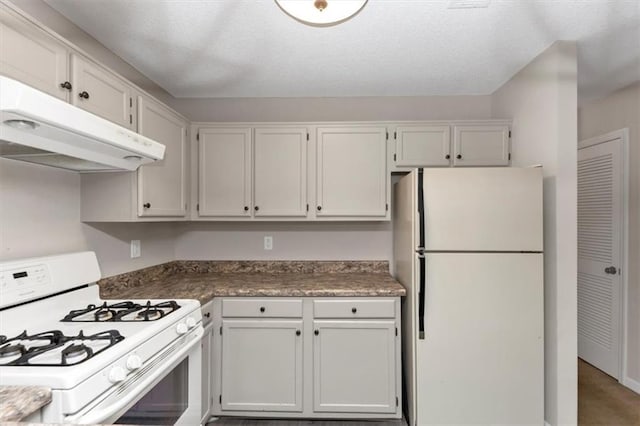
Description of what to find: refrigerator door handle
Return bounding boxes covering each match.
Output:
[418,254,426,340]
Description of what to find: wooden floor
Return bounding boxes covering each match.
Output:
[579,358,640,425]
[208,418,406,426]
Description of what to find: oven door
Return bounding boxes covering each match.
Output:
[65,327,202,425]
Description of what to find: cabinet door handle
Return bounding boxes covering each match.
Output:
[314,330,319,336]
[456,154,462,160]
[317,206,322,211]
[351,307,357,314]
[244,206,249,211]
[60,81,72,90]
[143,202,151,209]
[296,330,301,336]
[79,91,90,99]
[445,154,450,160]
[259,306,265,313]
[204,312,210,318]
[254,206,259,211]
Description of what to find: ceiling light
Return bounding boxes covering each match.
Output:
[275,0,368,26]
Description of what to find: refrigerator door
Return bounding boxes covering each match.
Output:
[420,167,543,252]
[415,253,544,426]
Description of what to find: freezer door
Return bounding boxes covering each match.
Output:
[415,253,544,426]
[421,168,543,252]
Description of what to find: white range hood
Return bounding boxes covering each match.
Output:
[0,76,165,172]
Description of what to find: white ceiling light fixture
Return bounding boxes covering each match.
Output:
[275,0,368,26]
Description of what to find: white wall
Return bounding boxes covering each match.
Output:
[0,159,178,277]
[492,41,578,426]
[169,95,493,122]
[175,221,391,261]
[579,82,640,389]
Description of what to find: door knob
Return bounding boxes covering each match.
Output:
[604,266,617,275]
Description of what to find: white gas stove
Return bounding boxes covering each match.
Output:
[0,252,202,425]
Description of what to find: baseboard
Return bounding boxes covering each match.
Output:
[622,375,640,394]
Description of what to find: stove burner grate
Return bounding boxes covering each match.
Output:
[61,300,180,322]
[0,329,124,367]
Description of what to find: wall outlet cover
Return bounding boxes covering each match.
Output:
[264,236,273,250]
[131,240,141,258]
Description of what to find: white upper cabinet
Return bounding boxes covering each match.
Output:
[254,127,308,218]
[71,54,133,129]
[394,125,451,168]
[137,96,188,217]
[0,7,69,101]
[453,124,510,166]
[316,127,388,218]
[198,128,252,218]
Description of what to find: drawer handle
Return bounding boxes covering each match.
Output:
[296,330,301,336]
[260,306,265,313]
[351,307,357,314]
[314,330,319,336]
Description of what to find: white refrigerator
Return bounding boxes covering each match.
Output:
[393,167,544,426]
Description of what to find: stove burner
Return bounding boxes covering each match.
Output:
[61,300,180,322]
[0,343,26,358]
[0,330,123,367]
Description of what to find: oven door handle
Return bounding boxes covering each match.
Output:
[65,327,202,425]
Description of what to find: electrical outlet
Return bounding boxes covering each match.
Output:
[264,236,273,250]
[131,240,141,258]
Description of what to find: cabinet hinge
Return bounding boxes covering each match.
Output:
[508,130,512,138]
[396,396,399,407]
[386,203,389,211]
[196,132,200,141]
[386,131,389,140]
[219,395,222,404]
[197,203,200,212]
[394,131,397,139]
[395,327,398,336]
[306,204,309,212]
[508,153,511,161]
[306,133,309,141]
[129,97,133,108]
[129,114,132,125]
[219,326,222,335]
[393,153,396,162]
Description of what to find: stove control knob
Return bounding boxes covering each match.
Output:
[185,317,197,329]
[176,322,188,335]
[108,366,126,383]
[126,354,142,371]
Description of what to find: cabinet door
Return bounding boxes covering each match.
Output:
[254,127,308,217]
[0,7,69,100]
[221,319,303,412]
[313,320,396,413]
[71,54,133,129]
[137,96,188,217]
[198,128,252,217]
[316,127,387,218]
[453,125,510,166]
[201,326,212,425]
[394,125,451,167]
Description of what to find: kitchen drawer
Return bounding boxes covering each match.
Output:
[313,299,395,319]
[222,298,303,318]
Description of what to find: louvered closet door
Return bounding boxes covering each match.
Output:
[578,137,623,379]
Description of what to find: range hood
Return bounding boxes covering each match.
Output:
[0,76,165,172]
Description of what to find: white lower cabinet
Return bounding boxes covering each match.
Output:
[313,320,397,413]
[221,319,304,412]
[210,297,402,419]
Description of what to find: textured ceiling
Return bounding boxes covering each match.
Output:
[44,0,640,101]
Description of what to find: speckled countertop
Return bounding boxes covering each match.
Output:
[99,261,406,303]
[0,386,51,422]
